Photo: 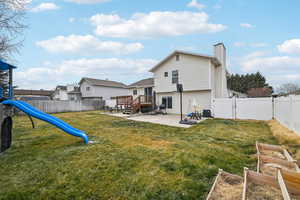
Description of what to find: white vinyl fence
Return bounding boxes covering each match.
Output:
[212,97,273,120]
[212,95,300,136]
[274,95,300,135]
[19,100,105,114]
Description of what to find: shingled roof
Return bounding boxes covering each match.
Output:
[79,77,127,88]
[14,89,54,96]
[55,85,67,90]
[128,78,154,88]
[247,87,273,97]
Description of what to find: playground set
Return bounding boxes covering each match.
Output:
[0,60,88,153]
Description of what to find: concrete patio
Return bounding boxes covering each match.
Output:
[104,112,205,128]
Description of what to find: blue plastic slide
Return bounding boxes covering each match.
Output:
[2,100,88,144]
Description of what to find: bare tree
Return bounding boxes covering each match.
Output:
[277,83,300,95]
[0,0,28,61]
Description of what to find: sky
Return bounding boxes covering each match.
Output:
[11,0,300,90]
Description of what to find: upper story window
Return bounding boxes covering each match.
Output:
[164,72,168,77]
[172,70,179,84]
[86,86,90,91]
[133,89,137,95]
[176,54,180,61]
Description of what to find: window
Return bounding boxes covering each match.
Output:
[133,89,137,95]
[86,86,90,91]
[162,96,172,109]
[172,70,179,84]
[176,54,180,61]
[167,96,172,108]
[162,97,167,107]
[164,72,168,77]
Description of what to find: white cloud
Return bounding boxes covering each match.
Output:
[30,3,60,12]
[15,58,157,89]
[65,0,110,4]
[234,42,268,48]
[90,11,226,39]
[239,51,300,85]
[69,17,75,23]
[240,23,254,28]
[278,39,300,54]
[241,55,300,72]
[36,35,144,55]
[187,0,205,10]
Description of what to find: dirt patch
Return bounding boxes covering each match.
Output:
[246,182,283,200]
[208,173,243,200]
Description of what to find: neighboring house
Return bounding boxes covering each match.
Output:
[149,43,228,114]
[228,89,248,98]
[53,85,68,100]
[14,89,54,100]
[247,87,273,98]
[79,77,129,100]
[66,84,81,101]
[128,78,154,100]
[53,84,81,101]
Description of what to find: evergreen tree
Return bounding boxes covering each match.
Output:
[227,71,272,93]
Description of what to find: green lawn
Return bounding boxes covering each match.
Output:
[0,111,278,200]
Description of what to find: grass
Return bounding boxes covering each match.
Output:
[268,120,300,162]
[0,111,280,199]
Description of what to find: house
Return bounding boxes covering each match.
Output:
[128,78,154,100]
[228,89,248,98]
[53,85,68,100]
[149,43,228,114]
[247,87,273,98]
[14,89,54,100]
[66,84,81,101]
[53,84,81,101]
[79,77,129,100]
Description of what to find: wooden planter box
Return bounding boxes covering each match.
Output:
[257,154,300,176]
[280,168,300,197]
[206,169,244,200]
[242,168,287,200]
[256,142,295,161]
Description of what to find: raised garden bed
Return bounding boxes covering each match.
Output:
[257,154,300,177]
[206,169,244,200]
[256,142,294,161]
[280,169,300,198]
[242,168,284,200]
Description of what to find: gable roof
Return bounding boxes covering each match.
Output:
[128,78,154,88]
[79,77,127,88]
[149,50,221,72]
[55,85,67,90]
[247,87,273,97]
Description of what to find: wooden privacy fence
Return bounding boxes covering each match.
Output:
[17,100,105,114]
